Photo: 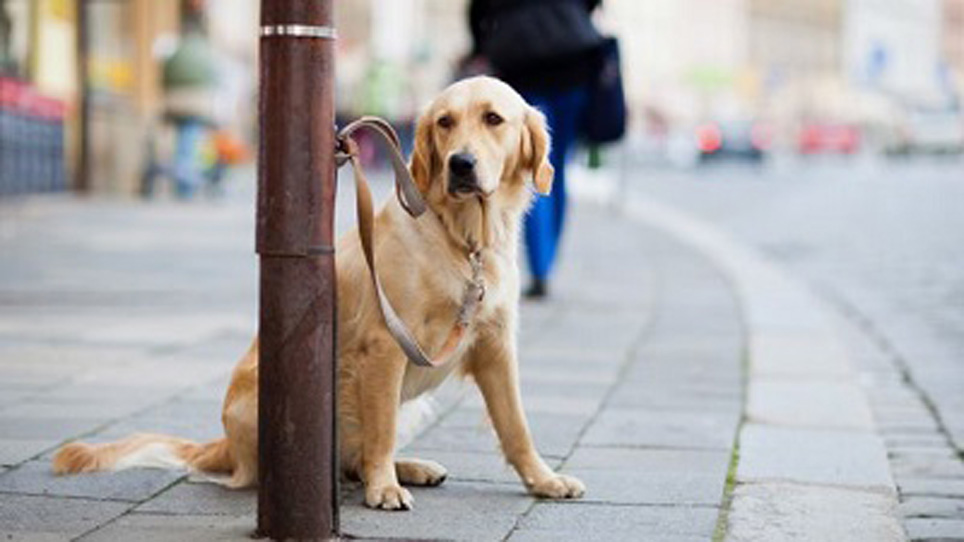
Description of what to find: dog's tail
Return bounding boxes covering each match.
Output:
[52,433,233,476]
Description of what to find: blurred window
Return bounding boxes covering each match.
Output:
[88,1,134,100]
[1,0,31,77]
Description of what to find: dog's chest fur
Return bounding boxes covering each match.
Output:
[399,242,519,403]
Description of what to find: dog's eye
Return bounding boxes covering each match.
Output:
[437,115,454,129]
[483,112,504,126]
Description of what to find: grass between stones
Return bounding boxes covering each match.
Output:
[712,347,749,542]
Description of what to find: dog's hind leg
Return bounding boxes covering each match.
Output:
[395,458,448,487]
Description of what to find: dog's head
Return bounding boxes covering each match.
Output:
[410,76,554,202]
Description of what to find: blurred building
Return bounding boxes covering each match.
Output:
[600,0,749,125]
[0,0,256,197]
[334,0,469,123]
[844,0,944,104]
[750,0,842,81]
[749,0,846,124]
[943,0,964,90]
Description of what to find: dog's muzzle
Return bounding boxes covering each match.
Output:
[447,152,480,195]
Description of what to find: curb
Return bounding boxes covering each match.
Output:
[571,171,905,541]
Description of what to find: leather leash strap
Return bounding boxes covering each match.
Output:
[335,117,484,368]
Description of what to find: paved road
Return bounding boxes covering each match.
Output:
[614,154,964,540]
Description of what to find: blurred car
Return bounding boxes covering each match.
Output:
[797,123,860,155]
[695,120,770,163]
[889,108,964,155]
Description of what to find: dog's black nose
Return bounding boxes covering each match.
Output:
[448,153,477,178]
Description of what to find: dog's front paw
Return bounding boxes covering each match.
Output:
[529,473,585,499]
[365,483,414,511]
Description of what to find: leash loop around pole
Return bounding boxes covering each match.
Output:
[336,117,426,218]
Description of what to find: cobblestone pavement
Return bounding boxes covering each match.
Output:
[620,156,964,541]
[0,174,746,541]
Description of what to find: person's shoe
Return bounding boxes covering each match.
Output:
[524,278,548,300]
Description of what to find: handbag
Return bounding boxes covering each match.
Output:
[583,37,627,145]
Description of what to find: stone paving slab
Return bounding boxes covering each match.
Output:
[737,423,893,489]
[0,416,109,441]
[560,468,725,506]
[746,379,874,429]
[77,514,255,542]
[607,386,742,414]
[407,410,590,459]
[0,494,132,538]
[94,403,226,443]
[0,460,183,502]
[135,482,256,516]
[340,481,532,541]
[0,532,71,541]
[899,496,964,519]
[0,400,146,421]
[903,518,964,541]
[581,408,740,450]
[726,483,904,542]
[565,447,732,475]
[20,382,177,405]
[511,503,720,541]
[748,333,852,378]
[0,439,61,467]
[517,362,619,386]
[507,532,709,542]
[898,479,964,499]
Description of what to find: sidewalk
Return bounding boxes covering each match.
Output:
[0,173,901,541]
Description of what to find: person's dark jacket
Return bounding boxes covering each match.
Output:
[469,0,603,92]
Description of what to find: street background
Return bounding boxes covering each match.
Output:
[2,0,963,196]
[2,0,964,540]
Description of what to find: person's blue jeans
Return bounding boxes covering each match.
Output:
[523,87,588,282]
[173,120,206,199]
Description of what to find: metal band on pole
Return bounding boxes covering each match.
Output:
[260,24,337,39]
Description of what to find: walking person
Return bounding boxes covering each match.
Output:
[467,0,604,298]
[161,0,218,199]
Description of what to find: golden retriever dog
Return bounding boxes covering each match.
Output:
[53,76,585,510]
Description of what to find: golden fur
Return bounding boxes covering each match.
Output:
[53,77,585,510]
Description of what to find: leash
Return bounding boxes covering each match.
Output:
[335,117,485,368]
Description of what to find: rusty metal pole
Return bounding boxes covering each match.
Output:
[256,1,337,540]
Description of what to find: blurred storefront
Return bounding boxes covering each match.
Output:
[1,0,75,195]
[0,0,256,197]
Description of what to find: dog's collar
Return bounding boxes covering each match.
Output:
[459,248,486,326]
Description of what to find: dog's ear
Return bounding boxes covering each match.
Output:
[410,112,435,194]
[521,106,554,195]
